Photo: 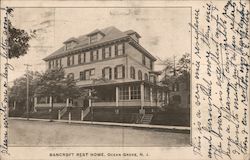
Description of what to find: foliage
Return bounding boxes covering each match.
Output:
[161,53,191,85]
[35,67,80,100]
[8,8,36,59]
[8,71,41,111]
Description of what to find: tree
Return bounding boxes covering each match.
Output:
[7,8,36,59]
[34,67,81,121]
[8,71,41,115]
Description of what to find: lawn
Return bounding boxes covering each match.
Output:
[9,119,190,147]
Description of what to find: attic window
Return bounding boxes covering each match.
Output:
[90,34,98,43]
[65,41,77,50]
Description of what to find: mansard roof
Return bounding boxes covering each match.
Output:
[43,26,156,61]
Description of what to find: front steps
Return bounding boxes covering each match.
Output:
[141,114,153,124]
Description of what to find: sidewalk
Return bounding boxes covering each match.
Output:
[9,117,190,133]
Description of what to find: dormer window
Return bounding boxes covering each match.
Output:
[90,34,98,43]
[63,37,78,51]
[87,29,105,44]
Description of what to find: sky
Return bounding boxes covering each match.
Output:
[9,7,191,83]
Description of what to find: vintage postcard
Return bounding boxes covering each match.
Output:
[0,0,249,160]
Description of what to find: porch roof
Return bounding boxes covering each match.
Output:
[78,80,168,89]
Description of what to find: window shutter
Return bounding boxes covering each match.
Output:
[60,58,62,67]
[115,44,118,56]
[102,48,105,59]
[72,55,75,65]
[102,69,105,78]
[90,51,93,61]
[67,57,70,66]
[78,54,81,64]
[83,53,86,63]
[109,68,112,79]
[97,50,99,60]
[114,67,117,79]
[122,43,125,54]
[109,47,111,57]
[122,65,125,78]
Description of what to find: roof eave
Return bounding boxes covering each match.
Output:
[43,36,130,61]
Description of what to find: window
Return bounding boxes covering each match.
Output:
[130,66,135,79]
[80,69,95,80]
[114,65,125,79]
[90,34,98,43]
[115,43,125,56]
[103,47,111,59]
[138,70,142,80]
[80,71,85,80]
[152,89,157,102]
[67,73,74,79]
[119,86,129,100]
[85,70,91,80]
[67,55,74,66]
[144,73,148,81]
[131,85,141,99]
[142,55,146,65]
[144,86,150,100]
[48,61,51,69]
[102,67,112,80]
[55,59,59,68]
[150,60,153,69]
[150,75,156,83]
[90,50,98,61]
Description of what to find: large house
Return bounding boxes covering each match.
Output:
[34,26,168,118]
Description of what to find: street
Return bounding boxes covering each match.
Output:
[9,119,190,147]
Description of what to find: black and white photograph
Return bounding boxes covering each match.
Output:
[7,7,191,147]
[0,0,249,160]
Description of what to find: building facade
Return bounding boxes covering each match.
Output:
[35,26,168,114]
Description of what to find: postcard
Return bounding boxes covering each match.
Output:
[0,0,249,160]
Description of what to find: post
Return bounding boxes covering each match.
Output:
[150,87,153,113]
[150,87,153,107]
[68,111,71,123]
[49,96,53,121]
[13,101,16,110]
[34,97,37,112]
[81,109,84,121]
[166,92,169,105]
[66,98,69,107]
[58,110,61,120]
[26,71,29,120]
[140,83,145,114]
[89,89,93,122]
[128,85,131,100]
[24,64,32,120]
[115,86,119,114]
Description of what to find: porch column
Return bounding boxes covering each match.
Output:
[128,86,131,100]
[34,97,37,112]
[150,87,153,107]
[140,83,145,114]
[115,86,119,114]
[162,91,166,104]
[49,96,52,112]
[66,98,69,107]
[166,92,169,104]
[150,87,153,112]
[13,101,16,110]
[156,89,158,107]
[88,89,92,107]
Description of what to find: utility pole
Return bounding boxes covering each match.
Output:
[24,64,32,120]
[173,56,176,76]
